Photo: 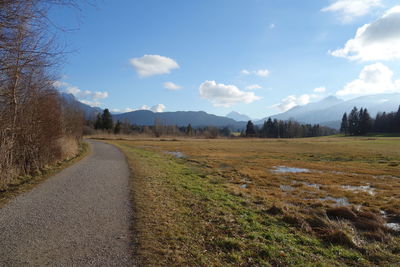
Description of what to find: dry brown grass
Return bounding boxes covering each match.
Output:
[110,136,400,265]
[58,137,79,160]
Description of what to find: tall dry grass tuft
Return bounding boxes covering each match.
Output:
[58,136,79,160]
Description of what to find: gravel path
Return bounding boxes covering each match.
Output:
[0,140,133,266]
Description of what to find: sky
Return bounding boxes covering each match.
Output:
[50,0,400,119]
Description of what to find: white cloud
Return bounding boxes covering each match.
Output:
[336,62,400,96]
[80,100,102,107]
[269,23,275,29]
[240,69,270,77]
[314,87,326,93]
[321,0,382,23]
[139,105,150,110]
[255,69,270,77]
[113,105,166,113]
[150,104,166,113]
[199,80,261,107]
[271,94,318,112]
[130,54,179,77]
[112,107,142,113]
[330,6,400,61]
[139,104,166,113]
[56,81,108,107]
[241,69,251,75]
[245,84,262,90]
[53,80,68,88]
[163,82,182,90]
[93,91,108,99]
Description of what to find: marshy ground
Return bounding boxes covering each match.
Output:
[109,136,400,266]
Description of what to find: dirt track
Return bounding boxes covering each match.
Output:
[0,140,133,266]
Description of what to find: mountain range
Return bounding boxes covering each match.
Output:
[257,94,400,129]
[63,92,400,130]
[113,110,245,129]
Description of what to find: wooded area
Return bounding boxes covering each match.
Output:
[340,106,400,135]
[0,0,83,189]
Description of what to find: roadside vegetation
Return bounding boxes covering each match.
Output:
[108,137,400,266]
[0,142,89,208]
[0,0,84,190]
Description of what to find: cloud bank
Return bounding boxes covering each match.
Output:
[336,63,400,96]
[330,6,400,61]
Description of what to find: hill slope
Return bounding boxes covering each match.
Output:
[114,110,246,129]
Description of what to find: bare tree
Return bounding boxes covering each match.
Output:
[0,0,85,188]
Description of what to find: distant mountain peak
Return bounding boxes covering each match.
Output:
[226,111,251,122]
[322,95,341,102]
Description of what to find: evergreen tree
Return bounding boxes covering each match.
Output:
[260,121,268,138]
[348,107,359,136]
[114,120,121,134]
[272,119,279,138]
[396,105,400,132]
[266,118,273,137]
[186,123,193,136]
[101,109,113,130]
[359,108,372,135]
[94,114,103,130]
[340,113,348,135]
[245,120,256,136]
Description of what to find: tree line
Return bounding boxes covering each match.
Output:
[86,109,231,138]
[245,119,336,138]
[88,109,336,138]
[340,106,400,135]
[0,0,84,189]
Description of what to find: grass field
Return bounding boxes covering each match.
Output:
[108,136,400,266]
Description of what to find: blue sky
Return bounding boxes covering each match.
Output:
[51,0,400,119]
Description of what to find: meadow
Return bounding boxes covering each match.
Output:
[107,136,400,266]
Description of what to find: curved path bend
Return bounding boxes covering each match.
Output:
[0,140,133,266]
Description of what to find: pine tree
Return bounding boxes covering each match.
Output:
[245,120,256,136]
[340,113,348,135]
[348,107,359,136]
[260,121,268,138]
[360,108,372,135]
[101,109,113,130]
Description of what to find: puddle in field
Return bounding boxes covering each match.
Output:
[341,185,376,196]
[386,223,400,231]
[165,151,186,158]
[380,210,400,231]
[273,166,311,174]
[319,196,350,206]
[280,185,294,192]
[272,166,398,181]
[299,182,321,190]
[240,184,248,189]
